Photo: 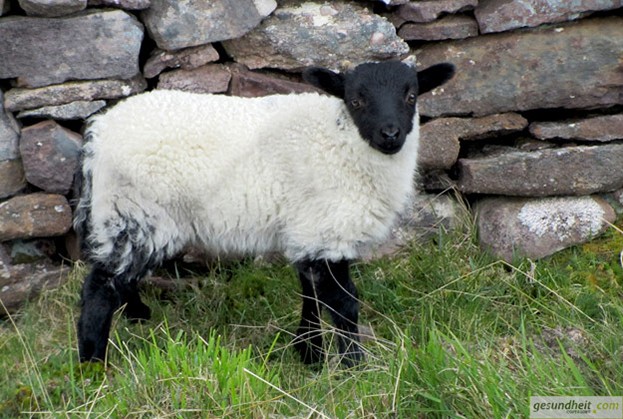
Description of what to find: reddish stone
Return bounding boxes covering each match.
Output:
[399,15,479,41]
[417,17,623,117]
[0,194,72,241]
[20,121,82,195]
[229,64,321,98]
[475,0,623,33]
[157,64,231,94]
[530,114,623,142]
[391,0,478,25]
[419,113,528,170]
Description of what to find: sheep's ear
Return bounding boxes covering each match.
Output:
[302,67,345,98]
[417,63,455,95]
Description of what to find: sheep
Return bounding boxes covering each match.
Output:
[74,60,455,366]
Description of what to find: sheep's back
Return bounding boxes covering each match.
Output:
[82,89,419,261]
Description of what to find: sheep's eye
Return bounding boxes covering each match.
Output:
[350,99,364,109]
[406,92,417,106]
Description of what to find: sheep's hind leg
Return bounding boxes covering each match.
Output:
[116,278,151,322]
[77,265,120,362]
[294,259,364,367]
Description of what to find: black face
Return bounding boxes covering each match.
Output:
[342,62,418,154]
[303,61,455,155]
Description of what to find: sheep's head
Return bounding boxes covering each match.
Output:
[303,61,455,155]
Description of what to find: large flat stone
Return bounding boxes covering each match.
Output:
[416,17,623,117]
[0,10,143,88]
[419,113,528,170]
[530,114,623,142]
[458,144,623,196]
[398,15,479,41]
[476,196,615,261]
[3,76,146,112]
[223,2,409,71]
[0,194,72,241]
[142,0,277,50]
[17,0,86,17]
[475,0,623,34]
[16,100,106,120]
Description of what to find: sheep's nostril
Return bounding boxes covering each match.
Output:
[381,127,400,140]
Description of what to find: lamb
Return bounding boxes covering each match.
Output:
[74,60,455,366]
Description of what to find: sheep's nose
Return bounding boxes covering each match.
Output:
[381,126,400,141]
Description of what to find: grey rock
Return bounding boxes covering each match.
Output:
[364,193,461,259]
[475,196,616,261]
[0,10,144,88]
[3,239,57,264]
[530,114,623,142]
[3,76,146,112]
[0,245,68,315]
[399,15,479,41]
[223,2,409,71]
[142,0,277,50]
[16,100,106,120]
[458,144,623,196]
[229,64,321,97]
[0,160,26,199]
[475,0,623,34]
[605,188,623,215]
[0,194,72,242]
[157,65,232,94]
[87,0,150,9]
[389,0,478,25]
[19,121,82,195]
[419,113,528,170]
[144,45,220,79]
[18,0,86,17]
[416,17,623,117]
[1,90,20,161]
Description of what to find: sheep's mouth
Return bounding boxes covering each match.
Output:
[369,137,405,155]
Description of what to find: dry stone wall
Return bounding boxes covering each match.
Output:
[0,0,622,312]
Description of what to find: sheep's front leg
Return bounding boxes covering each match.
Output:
[78,265,120,362]
[294,259,364,366]
[293,261,324,364]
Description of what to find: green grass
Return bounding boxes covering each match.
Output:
[1,212,622,417]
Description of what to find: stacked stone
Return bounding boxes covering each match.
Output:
[0,0,622,312]
[406,1,623,261]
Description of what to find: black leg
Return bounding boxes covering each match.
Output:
[293,262,324,364]
[77,265,120,362]
[115,278,151,322]
[294,259,363,367]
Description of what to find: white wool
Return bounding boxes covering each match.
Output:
[83,89,420,268]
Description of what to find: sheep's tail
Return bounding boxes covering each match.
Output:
[73,129,95,258]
